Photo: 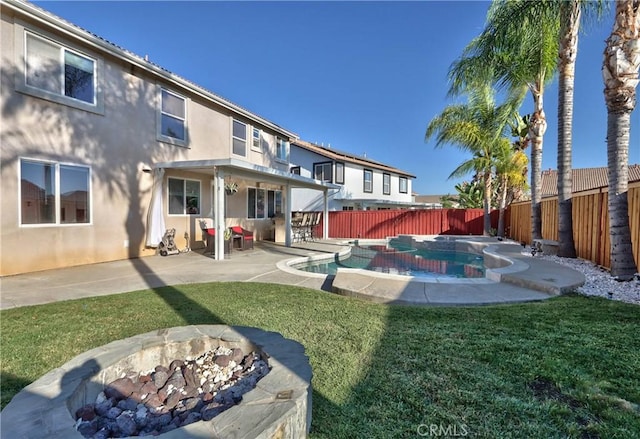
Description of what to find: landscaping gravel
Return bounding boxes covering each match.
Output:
[535,254,640,305]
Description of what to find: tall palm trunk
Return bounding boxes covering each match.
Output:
[483,169,493,236]
[557,0,580,258]
[602,0,640,280]
[497,174,509,237]
[529,83,547,241]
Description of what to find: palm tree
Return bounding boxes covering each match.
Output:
[557,0,608,258]
[602,0,640,280]
[511,113,531,152]
[426,84,518,235]
[556,0,581,258]
[452,181,485,209]
[449,0,559,241]
[495,140,529,237]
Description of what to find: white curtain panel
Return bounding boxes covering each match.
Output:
[145,168,166,247]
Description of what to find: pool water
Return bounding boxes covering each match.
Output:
[296,242,485,279]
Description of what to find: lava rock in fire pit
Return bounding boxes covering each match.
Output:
[74,346,270,438]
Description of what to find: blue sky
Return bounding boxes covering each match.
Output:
[35,1,639,195]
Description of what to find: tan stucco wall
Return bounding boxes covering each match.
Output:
[0,7,289,275]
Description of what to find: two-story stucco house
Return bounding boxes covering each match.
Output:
[1,0,337,276]
[289,140,416,211]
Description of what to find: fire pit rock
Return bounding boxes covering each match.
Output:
[1,325,312,438]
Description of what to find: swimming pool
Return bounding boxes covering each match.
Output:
[295,239,485,279]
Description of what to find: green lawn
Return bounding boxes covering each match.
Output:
[1,283,638,438]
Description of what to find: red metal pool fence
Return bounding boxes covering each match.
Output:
[312,209,501,239]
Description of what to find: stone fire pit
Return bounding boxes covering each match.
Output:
[1,325,312,438]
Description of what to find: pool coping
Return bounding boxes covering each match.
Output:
[277,235,586,305]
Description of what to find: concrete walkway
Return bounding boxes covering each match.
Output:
[0,241,347,310]
[0,239,584,310]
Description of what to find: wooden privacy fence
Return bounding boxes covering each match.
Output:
[507,184,640,270]
[315,209,500,239]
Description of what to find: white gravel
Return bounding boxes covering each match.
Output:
[527,253,640,305]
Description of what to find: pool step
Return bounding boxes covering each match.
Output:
[499,256,585,295]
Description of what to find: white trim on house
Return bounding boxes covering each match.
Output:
[154,158,339,191]
[153,158,337,259]
[289,140,417,211]
[4,0,297,140]
[14,22,106,114]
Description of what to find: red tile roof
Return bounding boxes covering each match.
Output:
[541,164,640,197]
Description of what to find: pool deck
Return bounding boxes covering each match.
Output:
[0,239,585,309]
[279,239,585,306]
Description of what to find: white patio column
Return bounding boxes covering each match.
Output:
[285,183,292,247]
[214,168,226,260]
[323,188,329,239]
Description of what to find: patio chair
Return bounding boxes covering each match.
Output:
[299,212,311,242]
[231,226,254,250]
[309,212,322,241]
[292,213,304,243]
[198,219,215,254]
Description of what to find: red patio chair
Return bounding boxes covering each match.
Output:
[231,226,254,250]
[199,219,215,254]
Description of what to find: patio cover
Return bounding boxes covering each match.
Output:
[152,158,338,259]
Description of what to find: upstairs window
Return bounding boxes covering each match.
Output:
[25,32,95,105]
[314,162,333,182]
[252,127,261,152]
[232,120,247,156]
[399,177,408,194]
[383,173,391,195]
[363,169,373,193]
[160,89,186,142]
[335,162,345,184]
[276,137,289,162]
[20,159,90,225]
[290,166,301,175]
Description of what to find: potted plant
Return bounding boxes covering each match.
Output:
[223,227,232,254]
[225,181,238,195]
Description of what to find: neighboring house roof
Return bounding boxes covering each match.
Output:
[293,139,416,178]
[3,0,296,139]
[414,194,449,204]
[541,164,640,197]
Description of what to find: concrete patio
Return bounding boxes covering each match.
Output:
[0,239,585,310]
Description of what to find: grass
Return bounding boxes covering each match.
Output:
[1,283,639,438]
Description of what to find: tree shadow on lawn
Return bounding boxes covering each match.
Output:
[113,258,627,439]
[0,372,33,408]
[3,252,634,439]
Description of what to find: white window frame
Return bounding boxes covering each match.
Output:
[383,173,391,195]
[335,162,345,184]
[363,169,373,193]
[248,188,282,219]
[276,137,289,163]
[232,119,247,157]
[16,27,104,114]
[267,189,283,218]
[399,176,408,194]
[251,127,262,152]
[19,158,92,227]
[167,177,201,216]
[158,88,187,146]
[314,162,333,183]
